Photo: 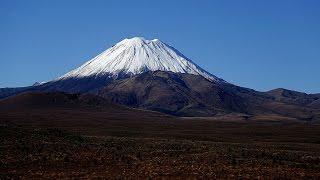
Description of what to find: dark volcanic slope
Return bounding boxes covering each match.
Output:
[97,71,247,116]
[0,92,171,118]
[266,88,320,107]
[0,92,107,109]
[0,87,29,99]
[0,71,319,120]
[96,71,320,120]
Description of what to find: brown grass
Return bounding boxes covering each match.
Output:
[1,108,320,178]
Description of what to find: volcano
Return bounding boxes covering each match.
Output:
[0,37,319,119]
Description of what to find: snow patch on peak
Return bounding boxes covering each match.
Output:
[59,37,225,83]
[122,37,146,43]
[118,37,160,46]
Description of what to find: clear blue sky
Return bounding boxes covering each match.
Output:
[1,0,319,93]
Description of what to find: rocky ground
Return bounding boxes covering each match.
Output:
[1,118,320,179]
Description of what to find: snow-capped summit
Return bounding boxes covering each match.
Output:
[59,37,224,82]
